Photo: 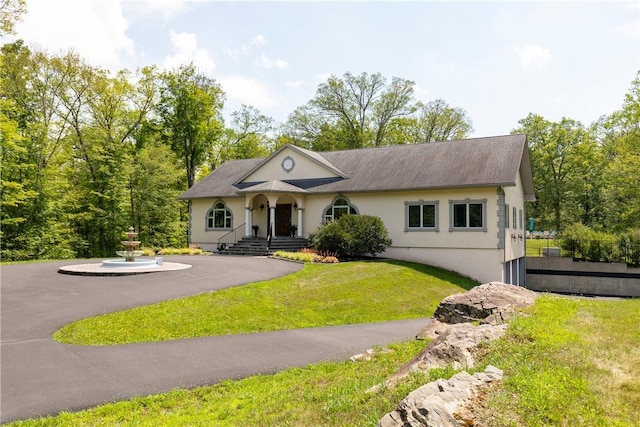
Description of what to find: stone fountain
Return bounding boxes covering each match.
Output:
[101,226,158,268]
[58,226,192,276]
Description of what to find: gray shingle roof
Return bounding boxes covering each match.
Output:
[179,134,535,200]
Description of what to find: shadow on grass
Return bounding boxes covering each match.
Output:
[362,258,479,291]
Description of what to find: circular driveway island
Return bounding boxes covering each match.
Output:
[1,255,428,423]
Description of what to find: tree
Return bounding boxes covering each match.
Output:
[595,71,640,231]
[308,72,416,148]
[216,104,274,165]
[281,73,474,149]
[126,139,185,248]
[385,99,473,144]
[513,114,601,232]
[156,63,225,189]
[0,0,26,36]
[278,104,349,151]
[0,41,81,259]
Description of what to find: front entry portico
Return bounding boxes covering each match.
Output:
[238,180,308,240]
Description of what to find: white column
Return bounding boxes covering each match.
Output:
[269,206,276,238]
[245,207,252,237]
[297,208,303,237]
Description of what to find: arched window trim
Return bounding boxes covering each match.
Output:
[322,196,359,223]
[206,200,233,230]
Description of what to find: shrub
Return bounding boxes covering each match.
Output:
[272,251,315,263]
[560,224,638,264]
[310,214,392,259]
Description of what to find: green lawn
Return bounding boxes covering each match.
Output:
[55,260,477,345]
[525,237,560,256]
[12,296,640,426]
[479,296,640,426]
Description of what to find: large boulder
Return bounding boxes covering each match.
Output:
[377,366,504,427]
[368,322,507,393]
[433,282,537,325]
[373,282,537,425]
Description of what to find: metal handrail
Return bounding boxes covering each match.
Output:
[217,223,246,251]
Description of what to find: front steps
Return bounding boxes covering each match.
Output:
[220,237,308,256]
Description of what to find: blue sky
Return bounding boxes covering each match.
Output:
[6,0,640,137]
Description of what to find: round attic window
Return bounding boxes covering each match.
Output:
[282,156,295,173]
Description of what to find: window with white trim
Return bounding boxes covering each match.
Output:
[405,200,439,231]
[512,206,517,229]
[206,201,232,230]
[323,197,358,222]
[449,199,486,231]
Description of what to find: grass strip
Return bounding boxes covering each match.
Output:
[478,296,640,426]
[13,297,640,426]
[54,260,477,345]
[9,340,458,427]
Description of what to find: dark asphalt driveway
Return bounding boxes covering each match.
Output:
[1,256,428,423]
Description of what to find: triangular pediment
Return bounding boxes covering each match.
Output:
[235,145,347,185]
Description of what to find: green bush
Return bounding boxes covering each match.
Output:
[560,224,639,264]
[310,214,392,259]
[620,229,640,266]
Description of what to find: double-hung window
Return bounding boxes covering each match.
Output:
[405,200,439,231]
[449,199,486,231]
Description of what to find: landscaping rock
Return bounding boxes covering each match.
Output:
[433,282,537,324]
[377,365,504,427]
[372,282,537,425]
[368,322,507,393]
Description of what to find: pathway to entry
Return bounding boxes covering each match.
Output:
[1,256,428,423]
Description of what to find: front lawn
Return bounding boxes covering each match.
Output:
[55,260,477,345]
[13,296,640,426]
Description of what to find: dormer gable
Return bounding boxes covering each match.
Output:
[235,144,347,185]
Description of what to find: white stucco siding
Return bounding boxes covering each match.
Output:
[336,188,500,250]
[503,173,526,261]
[188,197,245,248]
[384,246,504,283]
[244,148,340,182]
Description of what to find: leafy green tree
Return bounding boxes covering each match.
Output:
[0,0,26,36]
[156,63,225,189]
[305,72,416,148]
[49,54,158,256]
[216,104,274,165]
[126,139,185,248]
[281,73,473,149]
[278,105,349,151]
[595,72,640,231]
[513,114,601,232]
[385,99,473,144]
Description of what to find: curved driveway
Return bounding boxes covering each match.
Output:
[1,256,428,423]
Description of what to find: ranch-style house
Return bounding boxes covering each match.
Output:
[179,134,535,285]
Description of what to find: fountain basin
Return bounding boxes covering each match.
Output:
[101,258,158,268]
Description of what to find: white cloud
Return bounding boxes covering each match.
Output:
[512,44,552,70]
[13,0,134,70]
[219,76,278,109]
[258,52,288,69]
[162,30,215,73]
[252,34,267,46]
